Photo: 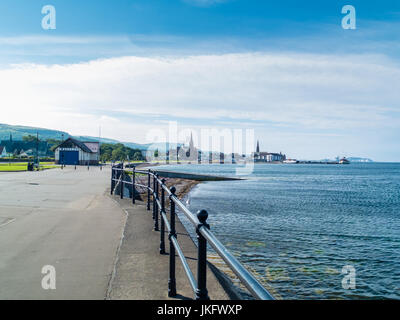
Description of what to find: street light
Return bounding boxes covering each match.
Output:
[61,134,64,168]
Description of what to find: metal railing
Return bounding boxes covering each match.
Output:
[111,163,274,300]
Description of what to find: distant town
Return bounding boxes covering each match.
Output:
[0,123,373,165]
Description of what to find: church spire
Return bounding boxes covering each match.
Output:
[256,140,260,153]
[189,132,194,150]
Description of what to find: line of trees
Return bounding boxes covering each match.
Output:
[100,143,144,162]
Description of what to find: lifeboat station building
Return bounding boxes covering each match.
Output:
[55,138,100,165]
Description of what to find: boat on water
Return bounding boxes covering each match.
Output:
[339,157,350,164]
[283,159,298,164]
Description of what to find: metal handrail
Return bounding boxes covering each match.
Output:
[111,163,274,300]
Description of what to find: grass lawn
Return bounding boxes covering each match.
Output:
[0,162,59,172]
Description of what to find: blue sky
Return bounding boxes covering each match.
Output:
[0,0,399,161]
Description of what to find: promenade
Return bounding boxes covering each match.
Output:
[0,167,230,300]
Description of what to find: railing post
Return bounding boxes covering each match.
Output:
[111,166,114,195]
[160,178,166,254]
[132,166,136,204]
[196,210,210,300]
[120,163,124,199]
[152,172,156,220]
[147,169,151,211]
[168,186,177,297]
[154,174,159,231]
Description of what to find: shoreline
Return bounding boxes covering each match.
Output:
[133,165,271,299]
[131,166,254,299]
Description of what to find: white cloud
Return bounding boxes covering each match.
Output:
[0,52,399,160]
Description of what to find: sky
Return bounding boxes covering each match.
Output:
[0,0,399,161]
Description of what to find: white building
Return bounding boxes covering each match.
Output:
[254,140,286,162]
[54,138,100,165]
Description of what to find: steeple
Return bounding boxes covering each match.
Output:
[256,140,260,153]
[189,132,194,151]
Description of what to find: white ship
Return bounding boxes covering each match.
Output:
[283,159,298,164]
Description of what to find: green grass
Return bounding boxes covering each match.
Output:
[0,162,59,172]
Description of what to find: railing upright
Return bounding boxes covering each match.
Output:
[154,174,159,231]
[152,172,156,221]
[120,163,124,199]
[110,166,114,195]
[196,210,210,300]
[160,178,166,254]
[132,166,136,204]
[147,169,151,211]
[168,186,177,297]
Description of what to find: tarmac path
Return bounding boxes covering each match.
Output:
[0,166,126,299]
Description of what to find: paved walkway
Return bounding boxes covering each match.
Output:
[107,198,230,300]
[0,166,231,300]
[0,167,126,300]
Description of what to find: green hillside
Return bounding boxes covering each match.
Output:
[0,123,181,153]
[0,123,151,151]
[0,123,69,141]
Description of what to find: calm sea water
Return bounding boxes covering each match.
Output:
[156,163,400,300]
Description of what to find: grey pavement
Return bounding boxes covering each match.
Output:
[0,166,232,300]
[107,199,230,300]
[0,166,126,300]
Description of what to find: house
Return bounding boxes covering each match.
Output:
[0,146,7,158]
[54,138,99,165]
[256,152,286,162]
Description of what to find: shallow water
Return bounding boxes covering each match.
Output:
[156,163,400,299]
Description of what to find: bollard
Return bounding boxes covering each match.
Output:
[132,166,136,204]
[196,210,210,300]
[147,169,151,211]
[160,178,166,254]
[168,187,177,297]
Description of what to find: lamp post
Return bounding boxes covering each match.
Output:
[61,134,64,168]
[36,132,39,170]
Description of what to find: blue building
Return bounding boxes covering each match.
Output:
[54,138,99,165]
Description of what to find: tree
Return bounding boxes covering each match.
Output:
[23,135,39,142]
[100,143,145,162]
[112,148,126,161]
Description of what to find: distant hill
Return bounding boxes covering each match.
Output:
[319,157,374,163]
[0,123,179,152]
[0,123,70,141]
[347,157,374,163]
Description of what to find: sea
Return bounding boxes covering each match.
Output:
[155,162,400,300]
